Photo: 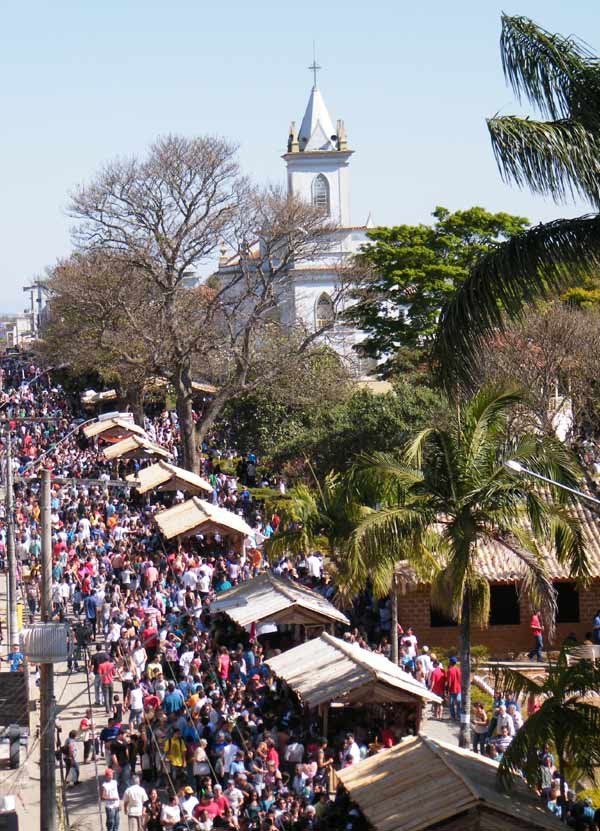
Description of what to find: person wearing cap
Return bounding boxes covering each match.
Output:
[179,784,199,819]
[101,768,121,831]
[123,774,148,831]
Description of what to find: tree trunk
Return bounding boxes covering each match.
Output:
[175,362,198,473]
[123,383,145,426]
[558,750,567,823]
[391,574,399,666]
[195,388,231,449]
[458,592,472,748]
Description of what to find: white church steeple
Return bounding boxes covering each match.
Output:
[284,61,353,226]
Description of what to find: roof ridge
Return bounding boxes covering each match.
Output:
[423,738,480,802]
[320,632,378,682]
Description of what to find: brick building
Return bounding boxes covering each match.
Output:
[395,503,600,659]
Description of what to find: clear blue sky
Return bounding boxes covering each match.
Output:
[1,0,598,312]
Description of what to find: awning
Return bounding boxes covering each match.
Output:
[103,435,173,461]
[337,736,562,831]
[266,632,440,707]
[211,573,350,628]
[84,417,147,442]
[154,497,253,539]
[126,461,213,496]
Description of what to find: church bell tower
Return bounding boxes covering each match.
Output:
[283,60,353,227]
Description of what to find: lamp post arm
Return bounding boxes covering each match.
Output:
[506,461,600,509]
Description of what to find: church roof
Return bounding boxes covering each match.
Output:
[298,85,337,151]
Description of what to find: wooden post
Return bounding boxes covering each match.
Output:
[40,468,56,831]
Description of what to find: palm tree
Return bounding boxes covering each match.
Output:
[495,652,600,820]
[435,15,600,386]
[264,472,404,660]
[348,384,588,747]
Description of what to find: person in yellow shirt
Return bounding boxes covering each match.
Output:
[163,728,186,784]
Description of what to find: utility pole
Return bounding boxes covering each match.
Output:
[5,431,18,647]
[40,467,56,831]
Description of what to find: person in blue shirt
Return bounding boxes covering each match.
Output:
[593,609,600,645]
[9,644,24,672]
[163,682,185,714]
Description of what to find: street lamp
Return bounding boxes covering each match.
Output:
[504,459,600,508]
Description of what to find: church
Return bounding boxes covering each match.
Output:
[214,68,373,377]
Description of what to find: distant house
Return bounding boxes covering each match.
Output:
[394,501,600,658]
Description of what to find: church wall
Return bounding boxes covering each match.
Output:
[287,155,351,226]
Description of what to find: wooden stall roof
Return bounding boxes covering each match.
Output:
[265,632,440,707]
[154,497,253,539]
[211,573,350,630]
[103,435,173,461]
[126,461,213,496]
[83,417,147,441]
[337,736,561,831]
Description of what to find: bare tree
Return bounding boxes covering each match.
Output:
[476,303,600,440]
[54,135,351,470]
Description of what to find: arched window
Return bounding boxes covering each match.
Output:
[311,174,330,214]
[315,292,334,331]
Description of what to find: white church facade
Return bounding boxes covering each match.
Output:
[215,73,373,376]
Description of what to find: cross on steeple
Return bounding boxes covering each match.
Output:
[308,43,321,88]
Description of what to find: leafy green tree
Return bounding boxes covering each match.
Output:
[272,380,444,476]
[218,348,352,457]
[496,653,600,814]
[347,207,528,376]
[436,15,600,385]
[348,385,588,747]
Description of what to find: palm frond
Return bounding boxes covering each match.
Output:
[464,382,523,463]
[545,503,589,581]
[490,528,557,639]
[349,452,423,504]
[494,664,546,699]
[487,116,600,206]
[498,707,553,790]
[434,213,600,388]
[499,15,592,120]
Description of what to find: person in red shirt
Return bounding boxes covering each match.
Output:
[528,610,544,662]
[266,738,279,768]
[429,660,446,720]
[98,658,116,716]
[446,657,462,722]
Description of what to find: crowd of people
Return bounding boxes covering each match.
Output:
[1,355,599,831]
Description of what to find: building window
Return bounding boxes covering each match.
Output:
[311,174,330,214]
[315,293,334,331]
[430,605,457,628]
[489,585,520,626]
[555,582,580,623]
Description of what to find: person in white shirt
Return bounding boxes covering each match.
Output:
[160,794,182,827]
[123,775,148,831]
[180,785,199,819]
[101,768,120,831]
[127,681,144,726]
[306,553,323,579]
[402,627,418,659]
[344,733,361,765]
[183,569,198,591]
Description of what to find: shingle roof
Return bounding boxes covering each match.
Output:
[396,501,600,586]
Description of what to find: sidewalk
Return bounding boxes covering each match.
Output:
[0,572,106,831]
